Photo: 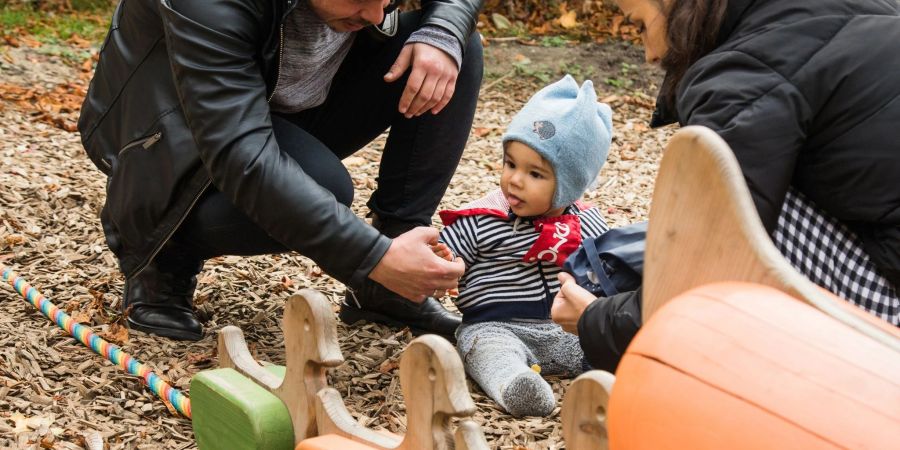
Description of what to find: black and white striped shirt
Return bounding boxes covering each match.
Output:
[439,190,609,324]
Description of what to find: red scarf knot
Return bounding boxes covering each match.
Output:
[523,214,582,267]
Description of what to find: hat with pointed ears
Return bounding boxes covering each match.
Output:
[502,74,614,208]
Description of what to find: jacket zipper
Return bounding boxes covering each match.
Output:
[120,131,162,154]
[104,131,162,170]
[129,179,212,279]
[537,260,554,312]
[141,132,163,149]
[266,24,285,103]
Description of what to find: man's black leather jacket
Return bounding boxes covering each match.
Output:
[78,0,483,286]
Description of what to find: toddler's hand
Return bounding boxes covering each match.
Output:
[431,242,460,297]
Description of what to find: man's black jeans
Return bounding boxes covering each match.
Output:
[165,11,483,264]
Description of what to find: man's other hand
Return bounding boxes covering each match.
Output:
[384,43,458,118]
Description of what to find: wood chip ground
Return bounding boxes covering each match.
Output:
[0,39,672,449]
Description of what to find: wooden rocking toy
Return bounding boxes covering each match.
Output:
[210,288,489,450]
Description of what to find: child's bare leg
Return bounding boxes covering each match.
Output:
[456,322,556,417]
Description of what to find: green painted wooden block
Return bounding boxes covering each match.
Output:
[191,366,291,450]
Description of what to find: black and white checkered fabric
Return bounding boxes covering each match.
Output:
[773,187,899,325]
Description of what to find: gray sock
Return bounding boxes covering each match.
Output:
[457,322,563,417]
[500,370,556,418]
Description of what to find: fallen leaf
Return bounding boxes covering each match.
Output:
[71,311,92,323]
[473,127,492,137]
[40,434,55,448]
[611,15,625,36]
[10,413,52,433]
[343,156,366,167]
[21,36,42,48]
[82,430,104,450]
[558,10,579,29]
[10,412,27,433]
[99,322,130,345]
[66,34,91,49]
[378,358,400,374]
[491,13,511,30]
[3,234,25,246]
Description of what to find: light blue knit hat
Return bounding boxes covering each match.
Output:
[502,74,613,209]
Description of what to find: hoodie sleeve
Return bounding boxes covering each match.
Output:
[676,50,811,232]
[577,288,643,372]
[418,0,484,52]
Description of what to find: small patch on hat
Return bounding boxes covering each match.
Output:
[532,120,556,140]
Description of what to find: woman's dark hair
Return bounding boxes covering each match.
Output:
[657,0,729,108]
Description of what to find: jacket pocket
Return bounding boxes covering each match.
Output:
[119,131,162,155]
[102,131,162,172]
[104,109,202,259]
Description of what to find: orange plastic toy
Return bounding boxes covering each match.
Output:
[608,282,900,450]
[295,435,383,450]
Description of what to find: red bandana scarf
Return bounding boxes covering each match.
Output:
[522,214,582,267]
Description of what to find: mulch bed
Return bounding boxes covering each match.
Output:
[0,40,671,449]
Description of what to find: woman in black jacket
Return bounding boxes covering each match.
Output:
[554,0,900,371]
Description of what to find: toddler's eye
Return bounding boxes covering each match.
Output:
[530,171,544,179]
[504,159,515,169]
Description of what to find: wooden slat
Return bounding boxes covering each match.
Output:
[643,126,899,351]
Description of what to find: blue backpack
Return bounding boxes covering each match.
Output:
[563,221,646,297]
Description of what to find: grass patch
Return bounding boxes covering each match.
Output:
[0,5,111,45]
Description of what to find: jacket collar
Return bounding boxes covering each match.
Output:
[650,0,758,128]
[716,0,757,46]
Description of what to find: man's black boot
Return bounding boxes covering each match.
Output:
[341,280,461,340]
[122,250,203,341]
[339,215,462,340]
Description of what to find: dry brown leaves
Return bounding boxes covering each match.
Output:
[0,42,94,132]
[476,0,644,44]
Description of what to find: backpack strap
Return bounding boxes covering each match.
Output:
[584,239,618,296]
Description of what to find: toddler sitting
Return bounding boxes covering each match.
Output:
[438,75,613,417]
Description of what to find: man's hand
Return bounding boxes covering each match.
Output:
[384,43,458,118]
[368,227,465,303]
[552,272,599,335]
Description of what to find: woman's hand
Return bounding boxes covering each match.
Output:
[552,272,599,335]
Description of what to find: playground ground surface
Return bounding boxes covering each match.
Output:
[0,34,672,449]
